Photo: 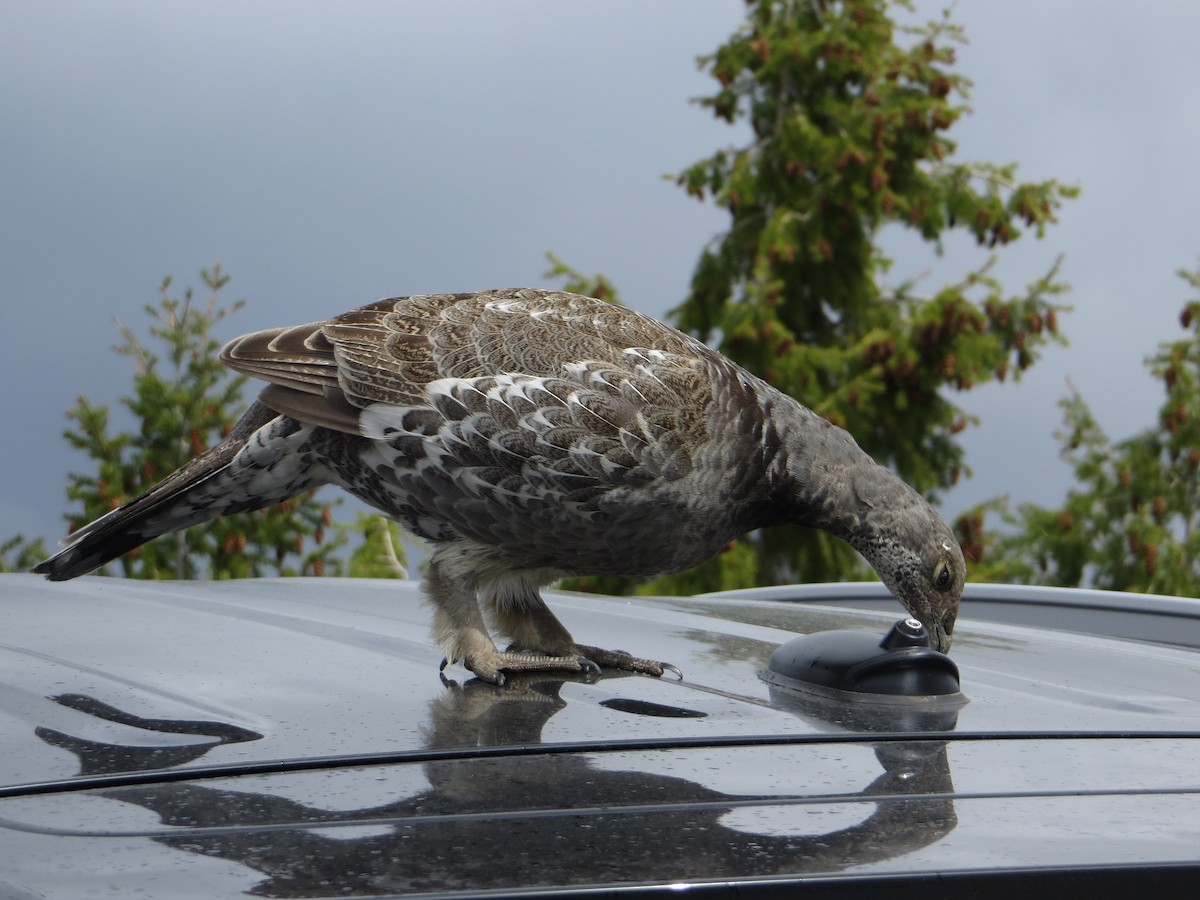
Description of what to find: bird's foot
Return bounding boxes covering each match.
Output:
[442,649,602,687]
[440,645,682,685]
[573,645,683,680]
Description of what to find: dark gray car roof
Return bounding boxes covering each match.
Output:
[1,574,1198,897]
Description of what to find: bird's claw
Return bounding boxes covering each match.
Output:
[573,645,682,680]
[661,662,684,681]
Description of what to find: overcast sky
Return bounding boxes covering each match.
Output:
[4,1,1200,561]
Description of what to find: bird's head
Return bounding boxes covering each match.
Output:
[768,400,965,651]
[844,486,965,654]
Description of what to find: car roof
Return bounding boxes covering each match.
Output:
[2,574,1199,897]
[4,574,1199,775]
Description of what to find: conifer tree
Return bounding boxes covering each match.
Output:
[0,536,48,574]
[962,264,1200,594]
[669,0,1078,589]
[57,266,344,579]
[557,0,1077,593]
[343,513,410,579]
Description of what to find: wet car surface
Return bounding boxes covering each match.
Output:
[1,574,1198,897]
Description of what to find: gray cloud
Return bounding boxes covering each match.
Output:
[4,1,1199,562]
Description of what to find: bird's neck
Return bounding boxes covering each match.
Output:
[759,391,888,542]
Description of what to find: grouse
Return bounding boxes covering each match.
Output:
[36,289,965,682]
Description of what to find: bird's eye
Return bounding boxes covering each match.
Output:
[934,560,952,590]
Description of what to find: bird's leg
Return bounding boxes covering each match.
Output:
[426,562,597,684]
[484,577,682,680]
[425,559,506,682]
[485,580,576,656]
[426,561,680,683]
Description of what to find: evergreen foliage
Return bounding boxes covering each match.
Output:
[0,535,48,574]
[962,264,1200,594]
[343,513,410,579]
[555,0,1076,593]
[56,266,344,579]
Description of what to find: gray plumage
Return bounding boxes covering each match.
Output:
[36,289,964,681]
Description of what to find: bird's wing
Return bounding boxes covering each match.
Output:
[221,290,766,569]
[220,321,341,395]
[221,289,724,453]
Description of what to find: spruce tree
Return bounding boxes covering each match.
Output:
[0,536,48,574]
[555,1,1077,593]
[963,264,1200,594]
[57,266,344,579]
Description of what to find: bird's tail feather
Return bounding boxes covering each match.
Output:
[34,402,318,580]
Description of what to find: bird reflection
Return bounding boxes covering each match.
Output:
[39,677,958,897]
[35,693,262,775]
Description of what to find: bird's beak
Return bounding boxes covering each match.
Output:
[931,619,953,654]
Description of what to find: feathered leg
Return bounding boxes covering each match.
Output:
[487,595,676,681]
[35,402,323,580]
[485,579,674,677]
[426,557,675,683]
[425,559,590,684]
